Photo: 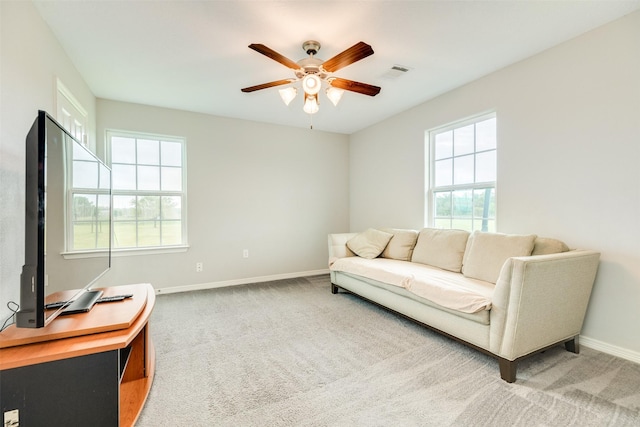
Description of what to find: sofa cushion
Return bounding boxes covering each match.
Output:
[462,231,537,283]
[347,228,393,259]
[411,228,470,272]
[380,228,419,261]
[532,237,570,255]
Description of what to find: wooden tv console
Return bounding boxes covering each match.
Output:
[0,283,155,427]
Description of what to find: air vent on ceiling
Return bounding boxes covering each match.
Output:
[381,65,410,79]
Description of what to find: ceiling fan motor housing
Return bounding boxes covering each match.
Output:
[302,40,321,56]
[296,57,325,79]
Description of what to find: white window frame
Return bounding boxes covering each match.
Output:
[56,78,89,149]
[106,129,188,255]
[426,112,497,232]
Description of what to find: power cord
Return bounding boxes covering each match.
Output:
[0,301,20,332]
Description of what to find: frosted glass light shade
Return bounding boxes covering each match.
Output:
[278,87,297,106]
[302,74,321,95]
[326,87,344,106]
[303,95,319,114]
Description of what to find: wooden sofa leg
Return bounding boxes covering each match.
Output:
[565,337,579,354]
[331,283,339,294]
[498,358,517,383]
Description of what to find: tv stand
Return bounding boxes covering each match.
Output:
[0,283,155,426]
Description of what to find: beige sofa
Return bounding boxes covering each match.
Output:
[328,228,600,382]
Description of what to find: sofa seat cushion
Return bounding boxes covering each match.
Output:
[335,271,490,325]
[330,257,493,314]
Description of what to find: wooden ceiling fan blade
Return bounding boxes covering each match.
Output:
[330,78,381,96]
[248,44,301,70]
[322,42,374,73]
[241,79,294,93]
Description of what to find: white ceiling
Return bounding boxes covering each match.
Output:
[34,1,640,134]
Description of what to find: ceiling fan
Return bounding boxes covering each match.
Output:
[241,40,381,114]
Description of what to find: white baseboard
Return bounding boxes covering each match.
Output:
[580,335,640,364]
[155,269,329,295]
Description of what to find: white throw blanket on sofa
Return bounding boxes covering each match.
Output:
[330,256,494,314]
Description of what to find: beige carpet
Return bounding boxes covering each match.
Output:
[136,275,640,426]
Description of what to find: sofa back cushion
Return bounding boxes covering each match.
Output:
[346,228,393,259]
[411,228,470,272]
[462,231,537,283]
[532,237,570,255]
[380,228,419,261]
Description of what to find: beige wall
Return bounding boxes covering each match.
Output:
[96,100,349,290]
[350,11,640,356]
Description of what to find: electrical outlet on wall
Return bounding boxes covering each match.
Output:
[4,409,19,427]
[196,262,203,272]
[243,249,249,258]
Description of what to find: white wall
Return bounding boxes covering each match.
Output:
[350,11,640,356]
[96,100,349,291]
[0,1,96,320]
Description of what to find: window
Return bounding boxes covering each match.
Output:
[57,78,89,148]
[427,113,496,232]
[69,141,112,252]
[107,130,187,250]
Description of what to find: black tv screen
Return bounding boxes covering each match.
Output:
[16,111,111,328]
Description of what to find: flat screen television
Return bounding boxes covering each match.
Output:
[16,111,112,328]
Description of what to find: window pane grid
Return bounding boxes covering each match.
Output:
[429,114,496,232]
[68,139,112,251]
[112,193,184,248]
[70,192,111,250]
[108,131,186,250]
[433,189,496,232]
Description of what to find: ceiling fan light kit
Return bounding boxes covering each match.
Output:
[303,94,320,115]
[325,86,344,106]
[302,74,321,95]
[241,40,380,116]
[278,86,297,106]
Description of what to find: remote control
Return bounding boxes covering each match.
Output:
[44,300,73,310]
[96,294,133,303]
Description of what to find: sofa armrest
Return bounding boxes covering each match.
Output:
[489,250,600,360]
[328,233,357,266]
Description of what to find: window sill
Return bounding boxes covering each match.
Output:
[62,245,189,259]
